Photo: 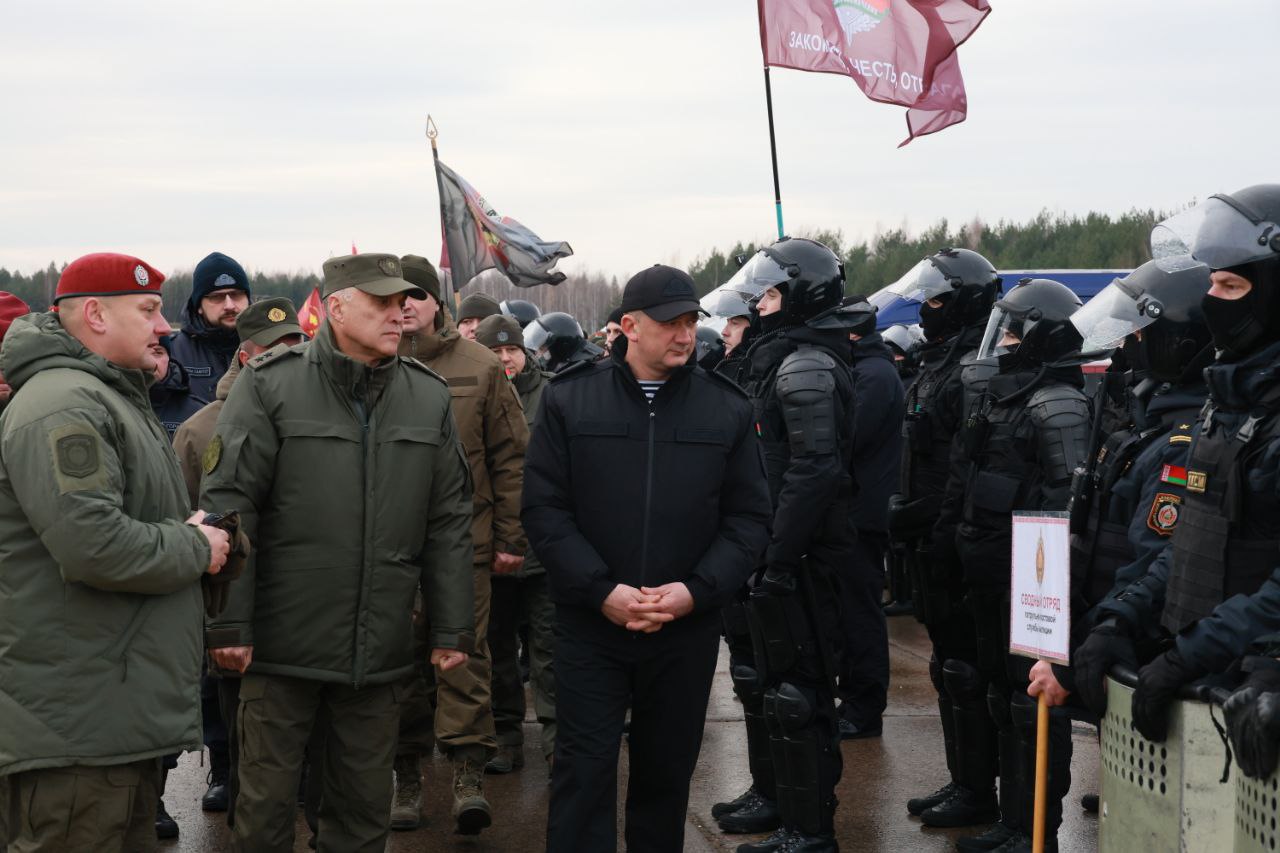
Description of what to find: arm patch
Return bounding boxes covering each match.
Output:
[48,423,110,494]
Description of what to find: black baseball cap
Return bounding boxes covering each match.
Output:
[620,265,708,322]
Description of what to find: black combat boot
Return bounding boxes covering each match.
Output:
[777,830,839,852]
[955,821,1017,852]
[908,781,958,816]
[718,791,782,834]
[714,786,760,820]
[737,827,794,853]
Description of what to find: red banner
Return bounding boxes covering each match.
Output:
[758,0,991,145]
[299,287,323,338]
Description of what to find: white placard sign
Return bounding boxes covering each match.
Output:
[1009,512,1071,665]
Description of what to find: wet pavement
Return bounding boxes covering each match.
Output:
[163,617,1098,851]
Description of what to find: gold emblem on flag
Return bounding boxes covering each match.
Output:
[268,308,286,323]
[1187,470,1208,493]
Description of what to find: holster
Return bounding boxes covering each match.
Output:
[200,510,251,619]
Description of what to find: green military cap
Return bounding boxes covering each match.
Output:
[474,314,524,350]
[236,296,305,347]
[458,292,501,322]
[322,253,427,300]
[400,255,442,303]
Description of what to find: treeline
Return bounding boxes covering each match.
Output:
[0,208,1165,326]
[686,208,1166,298]
[0,263,622,332]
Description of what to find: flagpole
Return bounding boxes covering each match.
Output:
[426,115,456,308]
[762,66,785,240]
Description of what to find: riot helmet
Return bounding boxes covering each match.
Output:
[882,323,925,359]
[500,298,542,329]
[695,324,725,367]
[977,278,1083,370]
[1154,185,1280,359]
[869,248,1001,340]
[735,237,845,325]
[1069,256,1213,383]
[700,285,753,321]
[523,311,586,370]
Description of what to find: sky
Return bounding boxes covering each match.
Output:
[1,0,1274,286]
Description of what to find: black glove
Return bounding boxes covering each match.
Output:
[1225,658,1280,780]
[1073,617,1137,717]
[200,510,252,619]
[1132,647,1201,742]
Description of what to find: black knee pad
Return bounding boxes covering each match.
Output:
[764,683,815,732]
[930,654,945,695]
[731,664,765,707]
[942,658,984,705]
[987,684,1013,727]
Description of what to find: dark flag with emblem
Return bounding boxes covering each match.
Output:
[758,0,991,145]
[435,158,573,289]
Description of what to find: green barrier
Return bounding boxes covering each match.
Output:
[1099,675,1234,852]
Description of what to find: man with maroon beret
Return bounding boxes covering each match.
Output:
[0,253,230,853]
[0,292,31,414]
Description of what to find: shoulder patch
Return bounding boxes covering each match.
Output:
[203,434,223,475]
[1147,492,1182,536]
[47,423,110,494]
[399,356,448,385]
[248,342,302,370]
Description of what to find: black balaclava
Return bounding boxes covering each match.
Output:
[1202,257,1280,360]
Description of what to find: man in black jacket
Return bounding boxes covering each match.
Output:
[168,252,250,405]
[839,311,906,739]
[522,264,772,853]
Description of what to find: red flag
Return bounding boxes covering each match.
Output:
[758,0,990,145]
[299,287,323,338]
[351,241,359,255]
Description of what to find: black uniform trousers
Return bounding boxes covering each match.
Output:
[836,532,890,727]
[547,616,721,853]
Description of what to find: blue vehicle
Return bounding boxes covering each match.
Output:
[871,269,1130,330]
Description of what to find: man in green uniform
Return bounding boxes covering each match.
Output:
[202,252,477,853]
[392,255,529,833]
[170,295,305,827]
[0,252,230,853]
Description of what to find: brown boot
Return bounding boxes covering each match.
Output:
[390,753,423,831]
[451,754,492,835]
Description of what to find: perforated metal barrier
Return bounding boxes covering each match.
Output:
[1098,675,1235,852]
[1235,768,1280,853]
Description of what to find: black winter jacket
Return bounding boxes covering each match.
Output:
[522,340,772,644]
[167,304,239,406]
[850,332,905,534]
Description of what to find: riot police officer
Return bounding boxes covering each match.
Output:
[1077,184,1280,743]
[882,323,925,382]
[868,249,1002,825]
[500,298,541,329]
[936,278,1091,852]
[992,257,1214,853]
[714,237,857,853]
[523,311,603,373]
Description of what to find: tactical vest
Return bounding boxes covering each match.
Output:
[1068,416,1194,608]
[901,345,966,501]
[1162,402,1280,633]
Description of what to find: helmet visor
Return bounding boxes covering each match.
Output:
[523,318,552,355]
[976,303,1028,361]
[721,251,793,302]
[700,286,753,320]
[1152,194,1280,269]
[1068,281,1151,354]
[871,258,954,305]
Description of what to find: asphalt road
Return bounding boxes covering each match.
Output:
[163,617,1099,852]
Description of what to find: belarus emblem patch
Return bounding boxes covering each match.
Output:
[1147,492,1182,536]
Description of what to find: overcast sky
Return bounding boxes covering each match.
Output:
[1,0,1273,285]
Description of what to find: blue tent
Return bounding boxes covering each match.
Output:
[874,269,1130,330]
